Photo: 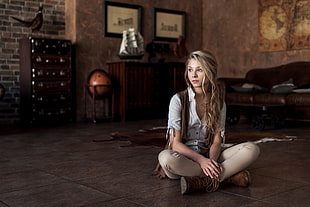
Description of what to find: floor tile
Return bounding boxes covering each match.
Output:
[0,169,66,194]
[0,182,114,207]
[80,198,145,207]
[262,185,310,207]
[127,187,255,207]
[241,200,283,207]
[220,173,305,200]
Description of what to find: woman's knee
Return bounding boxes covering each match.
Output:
[243,142,260,159]
[159,150,173,165]
[158,150,168,165]
[158,149,182,166]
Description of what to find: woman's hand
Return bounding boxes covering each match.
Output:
[200,158,223,180]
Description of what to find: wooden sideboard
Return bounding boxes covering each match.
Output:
[108,62,186,121]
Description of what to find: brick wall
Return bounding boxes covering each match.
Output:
[0,0,66,124]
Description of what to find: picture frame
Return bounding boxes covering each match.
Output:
[103,1,142,38]
[153,8,186,42]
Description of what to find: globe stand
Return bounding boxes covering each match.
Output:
[84,84,114,123]
[84,69,113,123]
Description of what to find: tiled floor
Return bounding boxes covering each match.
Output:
[0,118,309,207]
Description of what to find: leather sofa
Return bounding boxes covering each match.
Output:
[218,62,310,127]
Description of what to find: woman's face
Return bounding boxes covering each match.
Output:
[187,58,205,89]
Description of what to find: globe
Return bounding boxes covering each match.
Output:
[87,69,112,99]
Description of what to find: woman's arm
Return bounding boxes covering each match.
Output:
[171,129,206,163]
[209,131,222,161]
[199,131,223,179]
[171,129,222,179]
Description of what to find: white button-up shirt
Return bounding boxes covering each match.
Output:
[168,87,226,152]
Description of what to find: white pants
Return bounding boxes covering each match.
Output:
[158,142,260,181]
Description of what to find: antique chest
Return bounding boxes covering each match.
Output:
[19,37,74,124]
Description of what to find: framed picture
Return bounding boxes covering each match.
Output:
[103,1,142,37]
[153,8,186,41]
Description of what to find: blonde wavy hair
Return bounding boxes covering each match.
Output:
[184,50,221,133]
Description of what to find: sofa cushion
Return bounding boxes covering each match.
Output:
[231,83,268,93]
[286,93,310,105]
[270,78,297,94]
[253,93,286,105]
[226,92,254,104]
[292,84,310,93]
[292,88,310,93]
[271,85,296,94]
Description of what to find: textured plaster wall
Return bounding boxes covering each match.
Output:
[202,0,310,78]
[70,0,203,121]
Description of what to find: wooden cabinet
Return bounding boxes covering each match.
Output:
[108,62,186,121]
[19,37,74,124]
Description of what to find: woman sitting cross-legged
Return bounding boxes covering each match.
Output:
[156,50,260,194]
